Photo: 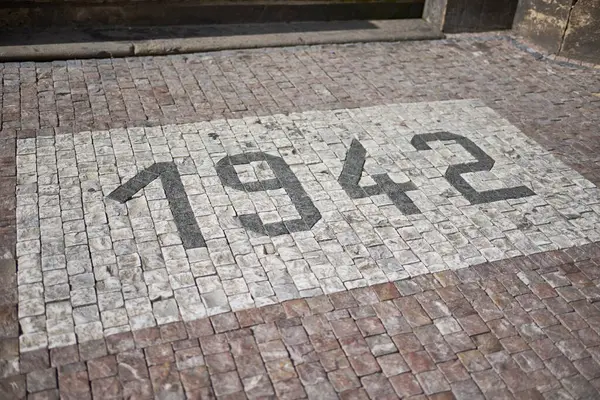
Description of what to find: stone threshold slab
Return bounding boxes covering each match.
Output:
[0,19,442,62]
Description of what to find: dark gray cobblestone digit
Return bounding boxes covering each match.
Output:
[411,131,535,204]
[216,151,321,235]
[108,162,206,249]
[339,139,420,215]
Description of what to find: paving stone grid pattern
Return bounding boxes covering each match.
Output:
[14,100,600,353]
[3,35,600,399]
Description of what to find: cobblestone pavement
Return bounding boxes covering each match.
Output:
[2,34,600,399]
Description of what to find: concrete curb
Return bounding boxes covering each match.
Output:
[0,19,443,61]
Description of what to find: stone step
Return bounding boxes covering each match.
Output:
[0,19,443,61]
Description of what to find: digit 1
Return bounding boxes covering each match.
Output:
[411,131,535,204]
[215,152,321,236]
[107,162,206,249]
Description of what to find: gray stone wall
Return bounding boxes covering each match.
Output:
[513,0,600,64]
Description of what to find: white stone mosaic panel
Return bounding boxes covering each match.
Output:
[15,100,600,350]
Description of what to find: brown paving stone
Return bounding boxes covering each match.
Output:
[258,340,288,362]
[265,359,296,381]
[471,369,506,393]
[283,299,311,318]
[472,333,502,355]
[416,370,451,395]
[530,338,562,361]
[160,321,188,343]
[211,313,240,333]
[242,374,274,398]
[545,356,578,380]
[339,387,370,400]
[457,315,490,337]
[185,318,215,338]
[305,295,334,314]
[199,334,229,355]
[179,366,210,393]
[331,318,360,338]
[365,334,397,357]
[560,374,599,399]
[391,333,423,354]
[373,282,401,301]
[530,368,561,393]
[148,362,184,399]
[280,325,309,346]
[389,372,423,397]
[404,350,435,373]
[302,314,331,336]
[273,377,306,399]
[304,381,338,399]
[319,348,350,372]
[27,389,60,400]
[132,328,161,350]
[235,353,266,379]
[499,368,534,393]
[0,374,26,399]
[500,336,530,354]
[296,361,326,385]
[339,335,369,356]
[394,297,431,327]
[252,323,280,344]
[451,379,484,400]
[414,324,443,346]
[361,372,397,398]
[556,339,589,361]
[395,280,421,297]
[90,376,122,399]
[330,292,358,310]
[377,353,410,377]
[87,355,117,380]
[326,310,351,321]
[458,350,491,373]
[78,340,107,362]
[348,353,380,377]
[513,350,545,373]
[211,370,243,397]
[106,332,135,354]
[235,308,264,328]
[328,367,360,392]
[174,346,204,371]
[544,325,574,343]
[446,332,476,353]
[352,287,379,306]
[117,350,149,382]
[122,378,153,399]
[426,341,457,363]
[349,306,377,320]
[58,369,90,400]
[573,357,600,380]
[49,346,78,369]
[21,350,50,374]
[206,352,235,374]
[486,351,519,373]
[172,338,199,352]
[355,317,386,337]
[229,335,258,358]
[26,368,56,393]
[530,309,560,328]
[145,343,175,366]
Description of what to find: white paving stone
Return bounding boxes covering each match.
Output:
[15,100,600,345]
